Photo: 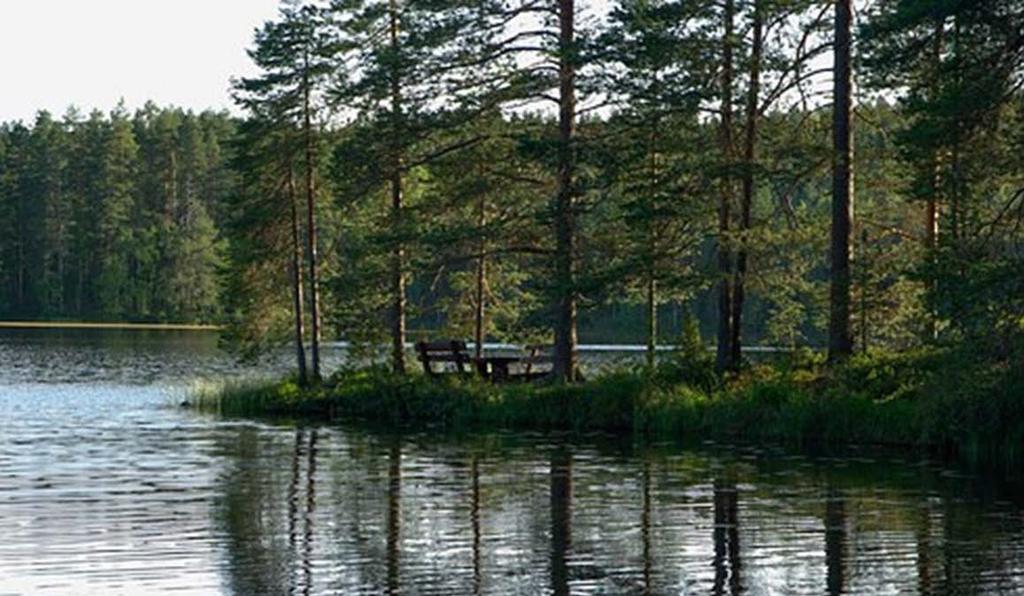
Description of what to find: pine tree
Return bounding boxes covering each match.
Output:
[329,0,528,373]
[597,0,713,368]
[96,108,140,319]
[63,109,102,317]
[716,0,738,372]
[418,114,548,353]
[22,112,71,317]
[166,116,223,321]
[0,125,13,314]
[234,0,340,381]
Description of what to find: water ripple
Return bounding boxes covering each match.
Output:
[1,330,1023,594]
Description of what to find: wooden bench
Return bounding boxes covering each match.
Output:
[415,340,473,377]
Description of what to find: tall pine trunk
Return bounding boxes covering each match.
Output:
[829,0,854,361]
[925,23,944,254]
[646,276,657,368]
[730,0,763,369]
[288,162,309,385]
[949,15,963,248]
[474,194,486,360]
[925,22,944,339]
[303,62,323,381]
[553,0,579,382]
[389,166,406,375]
[716,0,736,373]
[388,0,407,374]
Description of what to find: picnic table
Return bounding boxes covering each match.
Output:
[415,340,550,383]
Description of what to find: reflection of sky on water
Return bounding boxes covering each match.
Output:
[1,330,1023,594]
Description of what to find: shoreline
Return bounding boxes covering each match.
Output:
[189,348,1024,471]
[0,321,221,331]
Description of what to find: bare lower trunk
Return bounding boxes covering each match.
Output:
[553,0,579,382]
[390,174,406,374]
[828,0,854,361]
[288,163,308,385]
[716,0,736,373]
[646,275,657,369]
[860,229,870,352]
[645,124,659,370]
[926,180,939,251]
[474,195,486,360]
[730,0,762,370]
[925,161,940,340]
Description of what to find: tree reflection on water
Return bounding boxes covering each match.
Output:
[213,428,1024,595]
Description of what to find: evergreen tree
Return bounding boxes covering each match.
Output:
[329,0,528,373]
[597,0,712,367]
[22,112,71,317]
[234,0,340,381]
[225,116,310,380]
[96,108,140,319]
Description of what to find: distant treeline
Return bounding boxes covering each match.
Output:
[0,105,235,322]
[0,104,729,341]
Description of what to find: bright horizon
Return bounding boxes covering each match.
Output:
[0,0,281,123]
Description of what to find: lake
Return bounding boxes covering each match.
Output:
[1,329,1023,595]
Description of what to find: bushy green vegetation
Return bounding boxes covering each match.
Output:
[193,346,1024,466]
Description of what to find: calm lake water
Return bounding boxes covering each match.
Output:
[1,329,1023,595]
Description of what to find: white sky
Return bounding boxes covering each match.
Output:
[0,0,281,122]
[0,0,625,124]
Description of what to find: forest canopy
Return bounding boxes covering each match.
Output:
[0,105,233,323]
[2,0,1022,381]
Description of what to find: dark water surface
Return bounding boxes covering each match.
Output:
[1,329,1023,595]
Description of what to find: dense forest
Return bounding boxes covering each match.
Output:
[4,0,1023,384]
[0,105,234,322]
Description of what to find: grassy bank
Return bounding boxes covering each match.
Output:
[192,347,1024,467]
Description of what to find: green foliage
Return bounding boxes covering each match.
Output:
[862,0,1024,357]
[0,105,232,322]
